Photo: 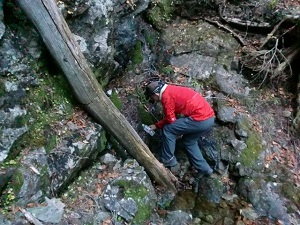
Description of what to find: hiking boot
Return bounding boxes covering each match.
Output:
[194,169,213,179]
[209,173,219,179]
[167,163,180,176]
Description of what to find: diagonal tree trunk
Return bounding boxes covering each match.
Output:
[16,0,176,193]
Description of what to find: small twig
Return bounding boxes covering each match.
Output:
[280,24,297,46]
[84,192,100,209]
[29,165,41,175]
[20,208,44,225]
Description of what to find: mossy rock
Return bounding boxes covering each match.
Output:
[146,0,175,30]
[137,102,155,125]
[238,116,264,168]
[280,183,300,206]
[0,79,6,97]
[114,180,152,224]
[130,41,143,66]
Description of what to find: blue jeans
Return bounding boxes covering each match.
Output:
[160,117,214,176]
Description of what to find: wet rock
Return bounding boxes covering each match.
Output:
[196,174,225,203]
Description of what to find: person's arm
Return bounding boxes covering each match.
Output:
[155,96,176,129]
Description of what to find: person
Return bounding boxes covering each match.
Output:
[144,80,216,177]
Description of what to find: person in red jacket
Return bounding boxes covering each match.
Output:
[144,81,215,177]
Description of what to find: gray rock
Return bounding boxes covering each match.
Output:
[17,148,49,206]
[214,66,250,98]
[28,197,65,224]
[217,106,236,123]
[165,210,193,225]
[231,139,247,151]
[0,127,28,162]
[170,53,215,80]
[238,178,291,225]
[240,207,259,221]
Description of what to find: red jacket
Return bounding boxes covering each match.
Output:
[155,85,215,129]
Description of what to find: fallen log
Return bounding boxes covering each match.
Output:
[16,0,177,193]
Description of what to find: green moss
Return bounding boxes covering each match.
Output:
[96,130,107,153]
[114,180,151,224]
[145,33,155,47]
[45,134,58,153]
[0,79,6,97]
[93,65,112,88]
[0,168,26,214]
[161,66,174,75]
[39,165,50,192]
[280,183,300,205]
[7,131,44,160]
[238,117,264,167]
[240,134,263,167]
[130,41,143,66]
[110,90,122,110]
[143,29,159,48]
[137,103,155,125]
[133,86,157,125]
[146,0,175,30]
[7,66,75,158]
[12,115,27,128]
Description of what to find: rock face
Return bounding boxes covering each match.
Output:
[0,1,299,225]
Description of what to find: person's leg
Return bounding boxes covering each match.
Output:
[181,117,215,176]
[160,117,194,167]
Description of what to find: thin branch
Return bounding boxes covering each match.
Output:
[259,19,286,49]
[20,208,44,225]
[204,18,246,46]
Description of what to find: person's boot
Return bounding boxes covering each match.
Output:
[167,163,180,176]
